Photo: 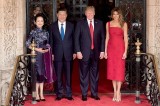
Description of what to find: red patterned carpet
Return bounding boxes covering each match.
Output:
[71,59,113,94]
[25,95,151,106]
[24,59,151,106]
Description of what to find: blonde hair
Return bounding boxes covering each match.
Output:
[111,7,124,29]
[85,6,95,12]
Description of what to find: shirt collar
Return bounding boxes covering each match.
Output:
[36,26,43,32]
[87,18,94,23]
[58,21,66,25]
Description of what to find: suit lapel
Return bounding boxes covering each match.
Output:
[63,21,68,41]
[55,21,62,41]
[84,19,91,40]
[94,19,98,39]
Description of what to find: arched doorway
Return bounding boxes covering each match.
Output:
[26,0,146,93]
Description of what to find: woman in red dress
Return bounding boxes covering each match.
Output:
[104,7,128,102]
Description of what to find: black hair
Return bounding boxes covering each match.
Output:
[35,13,44,22]
[57,8,67,14]
[33,5,40,11]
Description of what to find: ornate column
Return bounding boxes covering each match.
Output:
[146,0,160,71]
[0,0,26,105]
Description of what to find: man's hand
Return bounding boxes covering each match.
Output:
[99,52,104,59]
[52,55,54,61]
[73,54,76,60]
[77,52,83,59]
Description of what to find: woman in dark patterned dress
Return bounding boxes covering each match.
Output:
[26,13,49,102]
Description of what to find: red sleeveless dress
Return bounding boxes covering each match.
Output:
[107,22,125,81]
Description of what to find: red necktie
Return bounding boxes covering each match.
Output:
[90,21,94,49]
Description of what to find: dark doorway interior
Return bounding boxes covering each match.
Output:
[88,0,115,26]
[66,0,115,25]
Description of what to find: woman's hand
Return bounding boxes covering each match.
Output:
[122,52,127,59]
[36,48,48,53]
[52,55,54,61]
[44,49,49,53]
[104,52,108,59]
[73,54,76,60]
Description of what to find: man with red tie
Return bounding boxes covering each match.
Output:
[74,6,105,101]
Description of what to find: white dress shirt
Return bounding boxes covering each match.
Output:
[87,18,94,30]
[87,18,104,54]
[58,21,66,35]
[77,18,104,54]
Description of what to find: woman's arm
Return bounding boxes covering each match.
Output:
[122,22,128,59]
[26,31,48,53]
[26,31,34,49]
[28,44,48,53]
[104,22,110,59]
[123,22,128,54]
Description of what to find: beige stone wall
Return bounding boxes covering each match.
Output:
[146,0,160,70]
[0,0,26,105]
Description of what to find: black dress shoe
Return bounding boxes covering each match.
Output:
[41,99,46,101]
[91,95,100,100]
[36,99,40,102]
[55,97,62,101]
[82,95,87,101]
[65,97,74,101]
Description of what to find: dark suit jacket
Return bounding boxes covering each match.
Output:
[74,18,105,61]
[49,21,74,61]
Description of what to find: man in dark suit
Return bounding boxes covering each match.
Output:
[49,8,76,101]
[74,6,105,101]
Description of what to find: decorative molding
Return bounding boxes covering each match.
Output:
[148,27,156,47]
[147,0,160,69]
[3,0,17,69]
[0,29,4,69]
[0,0,17,105]
[155,28,160,47]
[155,47,160,67]
[156,6,160,27]
[155,5,160,67]
[0,70,12,105]
[148,46,157,55]
[1,83,9,105]
[156,0,160,5]
[0,70,2,105]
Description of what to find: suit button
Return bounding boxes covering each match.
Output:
[63,42,64,43]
